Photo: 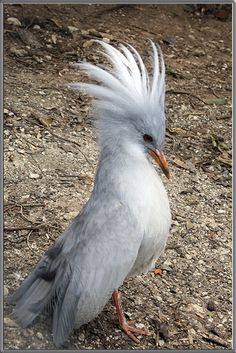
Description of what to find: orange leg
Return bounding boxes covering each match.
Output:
[112,289,151,343]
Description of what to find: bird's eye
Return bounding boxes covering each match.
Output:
[143,134,153,143]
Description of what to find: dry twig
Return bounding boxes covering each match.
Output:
[202,333,229,348]
[166,89,207,104]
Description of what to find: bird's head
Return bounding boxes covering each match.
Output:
[70,40,169,179]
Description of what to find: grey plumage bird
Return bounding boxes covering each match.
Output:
[8,40,171,347]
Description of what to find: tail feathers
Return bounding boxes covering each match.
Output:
[13,279,52,327]
[8,251,80,347]
[52,266,80,347]
[8,271,37,305]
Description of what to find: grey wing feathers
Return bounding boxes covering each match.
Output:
[8,199,143,347]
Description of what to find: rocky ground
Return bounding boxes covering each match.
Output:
[4,4,232,350]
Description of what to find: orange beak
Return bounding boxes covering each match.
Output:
[149,149,170,179]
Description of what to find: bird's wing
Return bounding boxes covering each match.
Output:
[51,197,143,345]
[9,195,143,347]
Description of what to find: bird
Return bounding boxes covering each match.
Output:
[8,40,171,347]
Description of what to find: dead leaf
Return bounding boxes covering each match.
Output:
[153,268,162,276]
[34,113,53,127]
[171,157,196,172]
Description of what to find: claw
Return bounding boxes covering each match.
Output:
[112,289,151,343]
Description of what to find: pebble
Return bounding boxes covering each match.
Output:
[4,285,9,296]
[193,49,206,57]
[188,34,195,40]
[217,209,226,214]
[79,333,85,341]
[88,28,102,37]
[7,17,22,27]
[158,339,165,347]
[186,221,194,230]
[135,323,145,330]
[83,40,94,48]
[63,211,78,221]
[102,38,110,44]
[188,303,205,316]
[68,26,79,34]
[33,25,41,30]
[29,173,40,179]
[9,47,28,57]
[36,332,44,340]
[207,300,216,311]
[4,317,19,327]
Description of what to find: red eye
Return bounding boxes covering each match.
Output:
[143,134,153,143]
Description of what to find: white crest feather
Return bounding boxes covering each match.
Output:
[69,40,165,121]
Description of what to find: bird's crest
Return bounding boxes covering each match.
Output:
[70,40,165,123]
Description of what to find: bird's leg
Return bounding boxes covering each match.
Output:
[112,289,151,343]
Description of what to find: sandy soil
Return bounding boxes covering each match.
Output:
[4,4,232,350]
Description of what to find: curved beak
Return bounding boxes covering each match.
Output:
[149,149,170,179]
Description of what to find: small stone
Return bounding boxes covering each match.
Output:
[188,328,196,345]
[83,40,94,48]
[162,36,176,45]
[100,32,114,41]
[45,55,52,61]
[102,38,110,44]
[88,28,102,37]
[81,29,89,36]
[186,221,194,230]
[7,17,22,27]
[4,317,19,327]
[68,26,79,34]
[33,55,43,64]
[159,322,169,341]
[63,211,78,221]
[189,303,205,317]
[36,332,44,340]
[217,209,226,214]
[33,25,41,30]
[9,47,28,57]
[4,285,9,297]
[29,173,40,179]
[162,263,172,272]
[79,332,85,341]
[158,339,165,347]
[135,323,145,330]
[188,34,195,40]
[207,300,216,311]
[193,49,205,57]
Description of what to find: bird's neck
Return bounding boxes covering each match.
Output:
[93,139,159,197]
[98,139,148,172]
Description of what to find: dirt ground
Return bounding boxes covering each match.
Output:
[3,4,232,350]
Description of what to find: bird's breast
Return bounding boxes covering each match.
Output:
[118,163,171,276]
[118,161,171,236]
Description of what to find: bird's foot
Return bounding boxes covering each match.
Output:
[112,289,151,343]
[120,322,151,343]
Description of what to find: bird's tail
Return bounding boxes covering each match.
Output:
[8,238,78,346]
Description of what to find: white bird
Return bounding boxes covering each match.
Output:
[9,40,171,347]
